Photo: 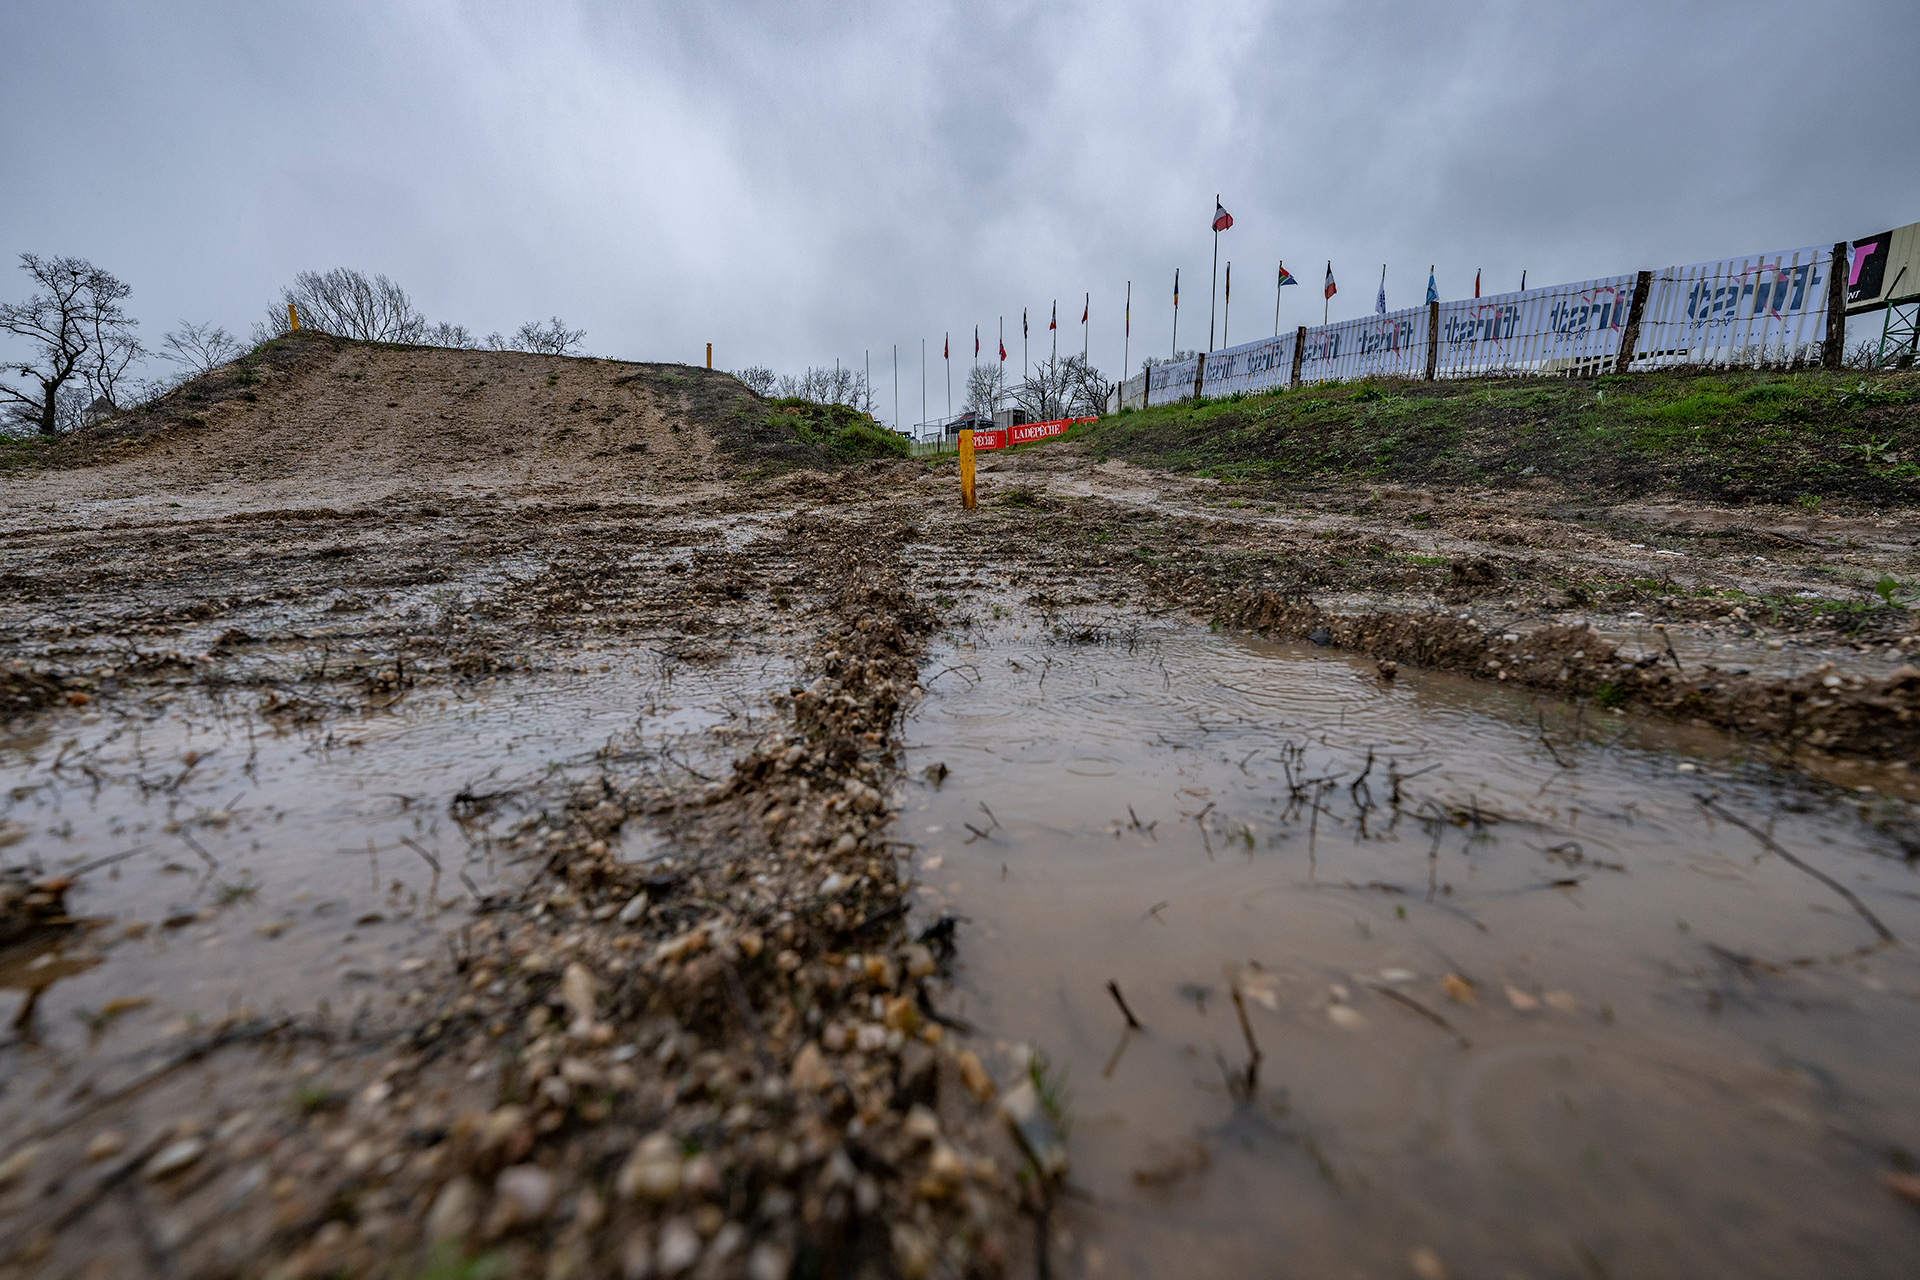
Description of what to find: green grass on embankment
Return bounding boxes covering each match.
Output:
[1067,367,1920,504]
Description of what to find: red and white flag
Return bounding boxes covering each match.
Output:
[1081,294,1088,324]
[1474,268,1481,299]
[1049,301,1057,331]
[1324,262,1337,300]
[1212,201,1233,233]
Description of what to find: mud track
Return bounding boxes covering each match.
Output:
[3,342,1919,1277]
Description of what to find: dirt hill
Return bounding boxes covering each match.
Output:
[0,333,761,524]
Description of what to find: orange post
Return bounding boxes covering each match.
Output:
[958,428,976,509]
[287,303,299,331]
[706,342,712,369]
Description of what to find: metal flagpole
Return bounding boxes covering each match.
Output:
[893,344,898,432]
[1209,193,1220,352]
[921,338,927,438]
[1083,292,1089,367]
[1275,261,1283,338]
[1223,262,1231,348]
[1172,269,1180,358]
[998,316,1004,413]
[944,333,951,421]
[1123,280,1131,385]
[865,350,869,414]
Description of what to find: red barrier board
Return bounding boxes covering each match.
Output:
[955,417,1093,452]
[1009,416,1095,445]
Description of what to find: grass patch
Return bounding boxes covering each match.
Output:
[1072,367,1920,503]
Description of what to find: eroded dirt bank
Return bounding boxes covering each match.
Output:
[3,344,1920,1278]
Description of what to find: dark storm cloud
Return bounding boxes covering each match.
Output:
[4,0,1916,423]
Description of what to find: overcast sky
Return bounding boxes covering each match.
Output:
[5,0,1918,423]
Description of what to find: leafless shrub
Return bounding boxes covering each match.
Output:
[775,365,874,412]
[1,253,144,436]
[500,317,586,356]
[732,365,779,396]
[423,321,480,350]
[257,268,427,343]
[160,320,244,376]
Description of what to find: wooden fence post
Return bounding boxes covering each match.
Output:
[1192,354,1206,402]
[1824,241,1848,369]
[1614,270,1653,374]
[1425,300,1440,380]
[1290,326,1306,387]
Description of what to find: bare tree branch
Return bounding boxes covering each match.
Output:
[0,253,142,436]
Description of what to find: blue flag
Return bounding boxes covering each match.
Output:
[1426,267,1438,305]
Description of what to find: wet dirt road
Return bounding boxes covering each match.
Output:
[4,345,1920,1278]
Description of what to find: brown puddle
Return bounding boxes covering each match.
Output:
[903,628,1920,1279]
[0,646,785,1099]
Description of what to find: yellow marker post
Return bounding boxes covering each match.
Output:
[706,342,712,369]
[958,428,976,509]
[287,303,299,331]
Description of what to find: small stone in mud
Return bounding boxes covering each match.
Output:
[1377,659,1398,679]
[1309,628,1332,646]
[425,1175,482,1242]
[143,1137,207,1180]
[618,1132,683,1201]
[494,1163,557,1224]
[656,1216,702,1275]
[86,1131,127,1162]
[957,1049,994,1102]
[0,1142,43,1189]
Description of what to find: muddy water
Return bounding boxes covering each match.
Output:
[0,647,786,1096]
[903,628,1920,1280]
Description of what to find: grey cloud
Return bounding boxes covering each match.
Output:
[4,0,1916,424]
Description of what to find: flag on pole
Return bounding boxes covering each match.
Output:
[1212,201,1233,232]
[1174,269,1180,307]
[974,326,979,358]
[943,335,948,360]
[999,338,1006,361]
[1081,295,1088,325]
[1474,269,1480,299]
[1225,262,1231,302]
[1324,263,1337,300]
[1277,263,1297,287]
[1022,309,1028,338]
[1375,267,1387,315]
[1426,267,1437,305]
[1049,302,1057,331]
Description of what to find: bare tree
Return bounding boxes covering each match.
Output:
[258,268,427,343]
[0,253,143,436]
[964,362,1006,416]
[504,317,586,356]
[732,365,778,396]
[1012,353,1110,421]
[160,320,244,376]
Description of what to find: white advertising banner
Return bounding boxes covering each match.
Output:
[1197,331,1297,397]
[1431,274,1635,377]
[1294,307,1429,384]
[1631,246,1831,369]
[1145,357,1201,406]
